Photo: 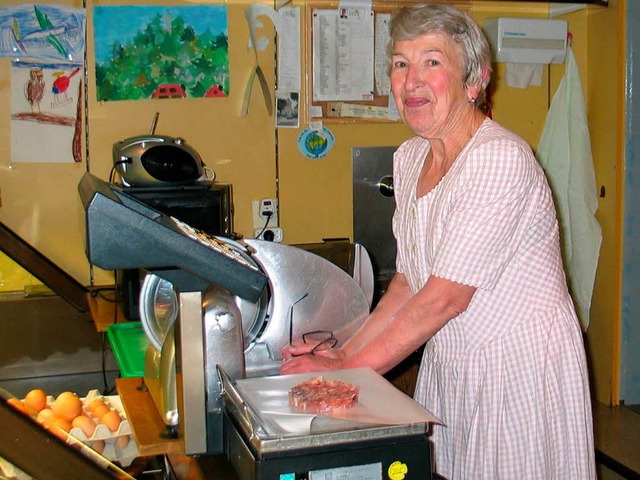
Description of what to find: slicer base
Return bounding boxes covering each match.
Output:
[224,413,432,480]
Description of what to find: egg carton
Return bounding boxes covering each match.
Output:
[82,435,138,468]
[42,389,131,442]
[44,389,139,467]
[74,390,132,441]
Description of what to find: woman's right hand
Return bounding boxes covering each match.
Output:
[281,339,315,360]
[280,346,344,375]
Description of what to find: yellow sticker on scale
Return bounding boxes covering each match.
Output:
[388,461,408,480]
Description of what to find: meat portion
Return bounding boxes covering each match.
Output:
[289,376,360,414]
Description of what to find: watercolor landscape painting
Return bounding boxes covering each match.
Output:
[93,5,229,102]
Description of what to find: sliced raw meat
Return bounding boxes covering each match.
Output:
[289,376,359,414]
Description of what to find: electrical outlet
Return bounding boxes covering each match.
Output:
[254,227,283,242]
[259,198,277,220]
[252,199,278,229]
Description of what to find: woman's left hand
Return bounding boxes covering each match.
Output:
[280,347,344,375]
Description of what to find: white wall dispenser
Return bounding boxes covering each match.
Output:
[483,18,568,88]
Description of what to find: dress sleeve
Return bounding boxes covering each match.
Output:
[392,137,426,277]
[392,145,407,276]
[432,136,547,290]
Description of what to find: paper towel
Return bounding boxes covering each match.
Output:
[506,63,543,88]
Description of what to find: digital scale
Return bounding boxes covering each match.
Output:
[220,367,435,480]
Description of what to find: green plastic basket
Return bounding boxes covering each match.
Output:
[106,322,150,378]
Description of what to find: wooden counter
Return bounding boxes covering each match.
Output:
[87,291,132,332]
[115,377,183,457]
[115,377,239,479]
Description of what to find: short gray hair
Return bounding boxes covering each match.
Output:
[389,4,492,109]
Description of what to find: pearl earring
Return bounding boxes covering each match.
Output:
[468,97,476,104]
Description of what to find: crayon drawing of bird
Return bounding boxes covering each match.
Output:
[25,67,45,113]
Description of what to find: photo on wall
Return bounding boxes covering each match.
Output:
[276,91,299,128]
[93,5,229,102]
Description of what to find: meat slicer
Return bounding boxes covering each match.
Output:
[138,235,373,454]
[77,172,373,456]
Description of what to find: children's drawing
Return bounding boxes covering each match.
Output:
[51,66,80,107]
[25,66,45,112]
[2,5,85,163]
[93,5,229,101]
[0,4,85,64]
[11,63,83,163]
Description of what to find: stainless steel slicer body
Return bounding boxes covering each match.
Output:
[139,239,372,454]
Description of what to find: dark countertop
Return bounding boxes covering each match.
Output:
[593,401,640,478]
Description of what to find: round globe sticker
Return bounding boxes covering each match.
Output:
[297,127,335,160]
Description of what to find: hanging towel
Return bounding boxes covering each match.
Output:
[536,45,602,330]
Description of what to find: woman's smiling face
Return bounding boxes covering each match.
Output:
[390,32,472,139]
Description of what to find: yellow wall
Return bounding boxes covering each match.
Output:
[584,0,623,404]
[0,0,622,401]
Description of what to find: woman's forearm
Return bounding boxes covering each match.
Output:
[280,274,475,376]
[341,275,475,374]
[339,273,414,371]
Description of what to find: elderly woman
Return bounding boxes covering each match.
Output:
[282,4,595,478]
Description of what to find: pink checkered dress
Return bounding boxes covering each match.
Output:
[393,119,596,479]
